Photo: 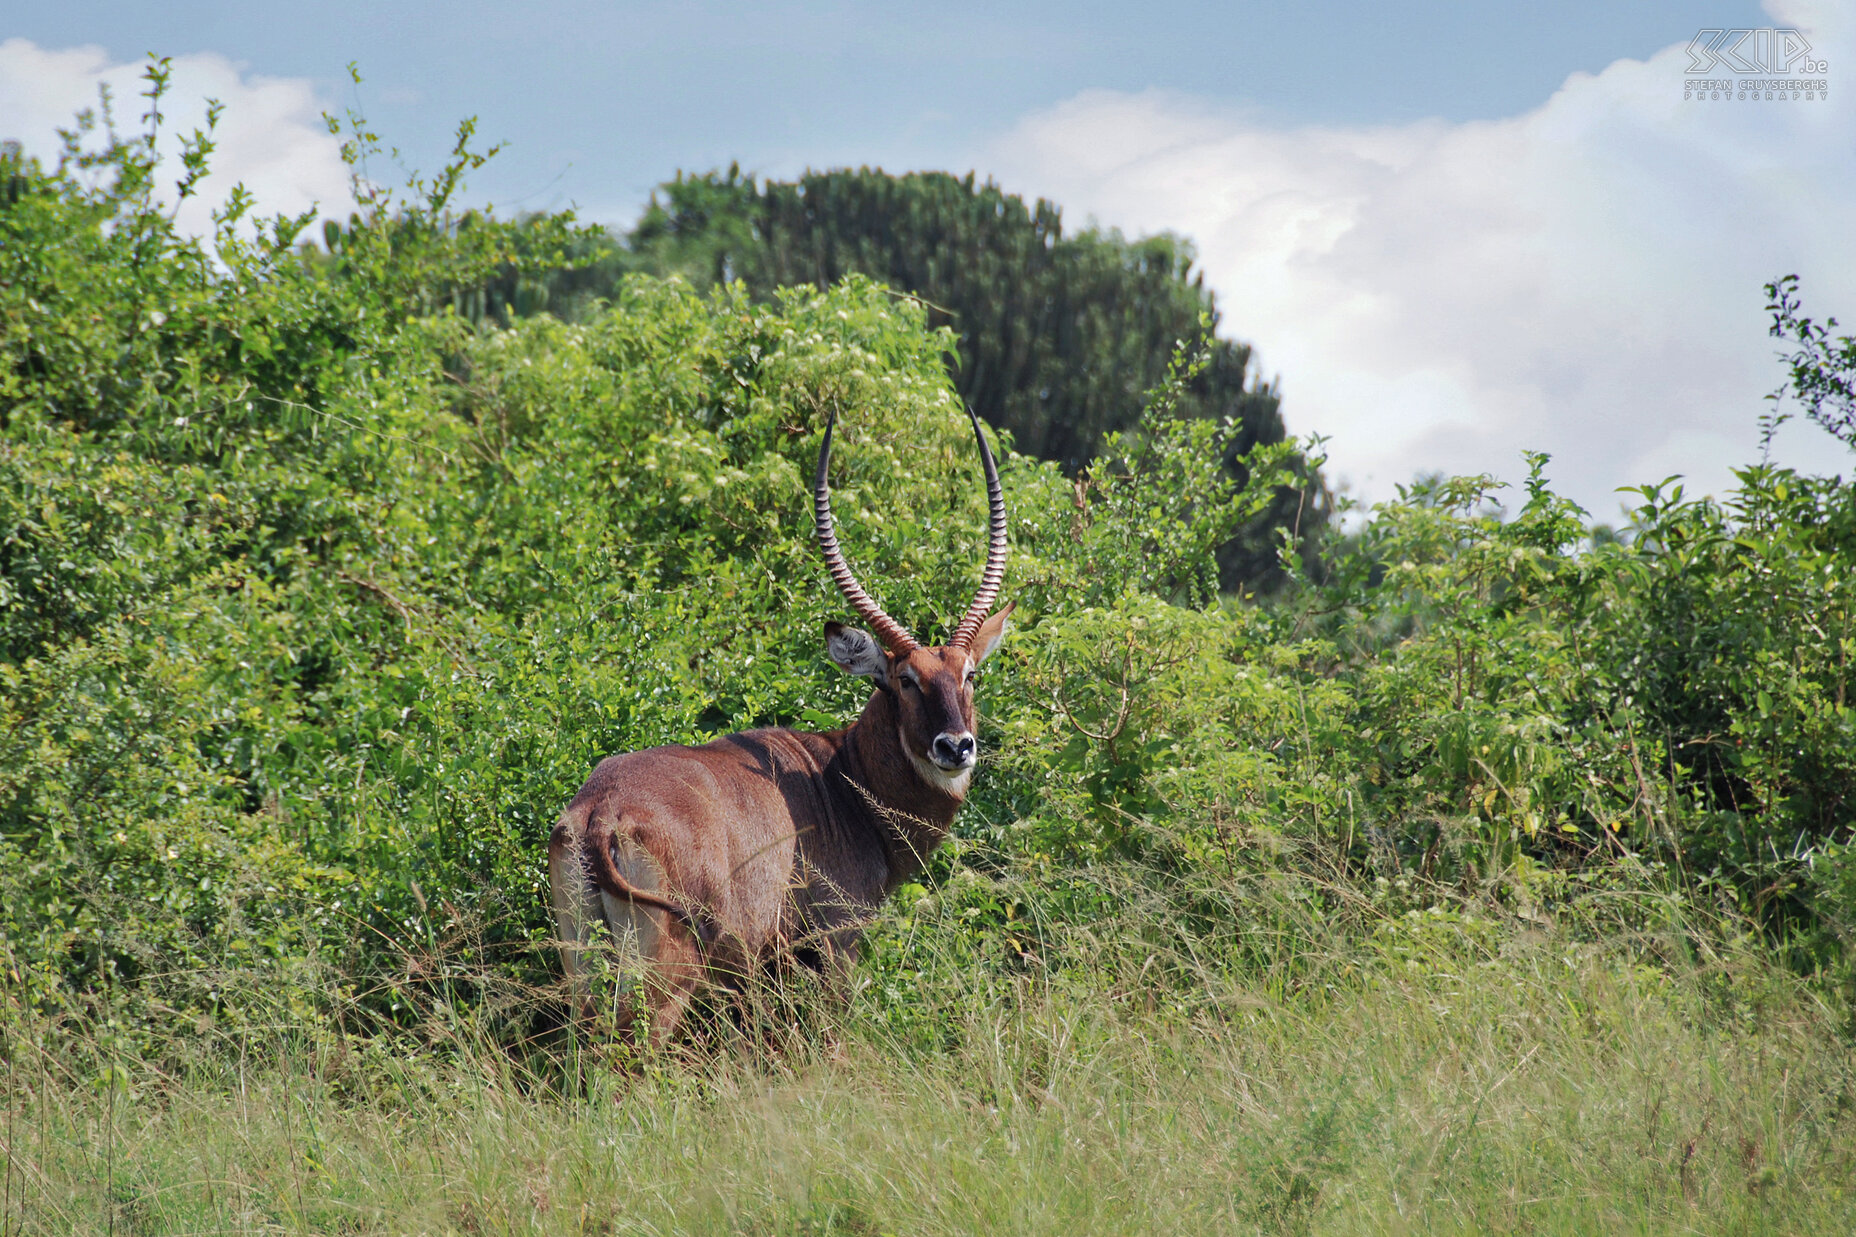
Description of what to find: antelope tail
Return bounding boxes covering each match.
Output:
[584,826,696,928]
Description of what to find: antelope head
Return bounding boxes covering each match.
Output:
[814,406,1014,795]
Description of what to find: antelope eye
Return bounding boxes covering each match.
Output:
[899,675,919,691]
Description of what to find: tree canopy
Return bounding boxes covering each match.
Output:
[489,166,1324,589]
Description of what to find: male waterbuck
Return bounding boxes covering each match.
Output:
[548,407,1011,1043]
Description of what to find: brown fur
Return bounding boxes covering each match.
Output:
[549,607,1010,1045]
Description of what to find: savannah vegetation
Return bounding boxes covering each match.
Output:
[471,163,1320,591]
[1,65,1854,1233]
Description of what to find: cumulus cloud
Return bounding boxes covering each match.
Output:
[0,39,353,239]
[984,2,1855,517]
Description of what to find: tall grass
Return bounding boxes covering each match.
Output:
[4,871,1852,1235]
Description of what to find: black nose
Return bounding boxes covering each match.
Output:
[932,732,976,767]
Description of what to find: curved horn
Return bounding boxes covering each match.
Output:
[948,406,1008,649]
[815,407,919,655]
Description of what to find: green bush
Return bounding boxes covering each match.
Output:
[3,69,1854,1054]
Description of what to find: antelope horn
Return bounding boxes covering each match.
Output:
[948,406,1008,650]
[815,407,919,655]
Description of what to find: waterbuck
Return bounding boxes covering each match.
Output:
[548,406,1011,1043]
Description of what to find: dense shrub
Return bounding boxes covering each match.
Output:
[473,165,1326,591]
[2,71,1852,1048]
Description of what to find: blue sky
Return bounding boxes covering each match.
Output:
[2,1,1849,513]
[7,1,1771,219]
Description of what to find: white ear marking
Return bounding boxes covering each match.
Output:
[825,622,887,682]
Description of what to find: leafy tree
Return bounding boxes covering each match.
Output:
[1768,274,1856,451]
[509,166,1326,589]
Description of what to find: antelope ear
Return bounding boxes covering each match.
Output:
[969,601,1014,666]
[824,621,887,681]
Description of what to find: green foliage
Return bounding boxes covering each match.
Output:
[629,169,1269,466]
[1769,274,1856,449]
[1,69,1261,1030]
[3,70,1855,1070]
[1296,450,1856,963]
[509,165,1326,590]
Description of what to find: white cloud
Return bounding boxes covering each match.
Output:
[983,2,1855,518]
[0,39,353,239]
